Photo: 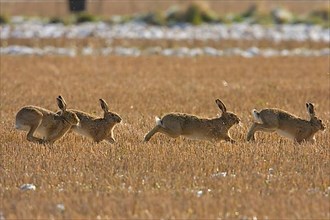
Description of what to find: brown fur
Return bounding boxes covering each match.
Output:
[144,99,240,142]
[247,103,325,143]
[69,99,122,143]
[15,96,79,144]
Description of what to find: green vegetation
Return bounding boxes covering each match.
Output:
[184,3,204,25]
[310,7,330,21]
[241,4,257,18]
[271,7,293,24]
[49,16,65,24]
[138,11,167,26]
[136,2,220,26]
[0,14,9,24]
[124,2,329,26]
[75,12,98,23]
[47,13,98,25]
[183,2,220,25]
[308,7,330,27]
[252,13,274,25]
[1,3,329,27]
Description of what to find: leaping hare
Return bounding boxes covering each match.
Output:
[15,96,80,144]
[247,103,325,143]
[144,99,240,143]
[69,99,122,143]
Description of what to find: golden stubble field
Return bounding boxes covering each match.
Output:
[0,56,329,219]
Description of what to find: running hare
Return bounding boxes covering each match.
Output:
[15,96,80,144]
[247,103,325,143]
[69,99,122,143]
[144,99,240,142]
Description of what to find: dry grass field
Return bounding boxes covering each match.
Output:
[0,56,329,219]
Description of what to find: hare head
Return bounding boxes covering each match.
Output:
[216,99,240,126]
[306,103,325,131]
[57,96,80,126]
[99,99,122,123]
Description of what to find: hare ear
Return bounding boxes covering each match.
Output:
[57,96,67,112]
[215,99,227,113]
[306,103,315,117]
[99,99,109,112]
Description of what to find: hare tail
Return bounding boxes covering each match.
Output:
[252,109,263,123]
[155,116,163,127]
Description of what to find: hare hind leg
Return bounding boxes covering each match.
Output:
[144,125,181,141]
[16,110,44,144]
[26,120,44,144]
[158,126,181,139]
[247,123,258,141]
[247,122,275,141]
[144,125,161,142]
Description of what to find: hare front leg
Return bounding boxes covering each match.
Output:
[224,135,235,143]
[43,126,71,144]
[294,136,315,145]
[104,130,116,144]
[105,137,115,144]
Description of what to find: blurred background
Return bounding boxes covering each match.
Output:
[0,0,328,17]
[0,0,329,57]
